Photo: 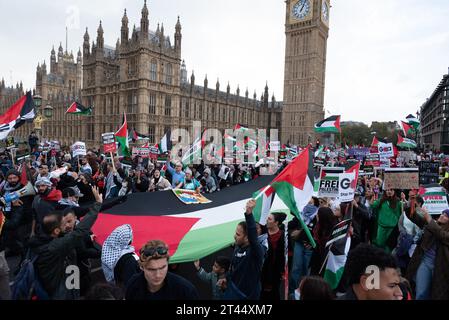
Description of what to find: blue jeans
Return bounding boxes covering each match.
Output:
[289,242,313,295]
[415,255,435,300]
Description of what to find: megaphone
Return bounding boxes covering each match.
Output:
[0,182,36,206]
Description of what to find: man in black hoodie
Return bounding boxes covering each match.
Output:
[28,186,102,300]
[217,199,264,300]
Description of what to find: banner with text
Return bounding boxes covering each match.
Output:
[384,168,419,190]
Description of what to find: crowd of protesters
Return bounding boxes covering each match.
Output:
[0,138,448,301]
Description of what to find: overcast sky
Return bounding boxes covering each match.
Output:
[1,0,448,124]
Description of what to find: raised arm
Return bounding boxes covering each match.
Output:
[244,199,264,261]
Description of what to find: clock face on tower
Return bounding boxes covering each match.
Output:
[292,0,312,21]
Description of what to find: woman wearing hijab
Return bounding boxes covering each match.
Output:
[101,224,140,289]
[148,169,171,191]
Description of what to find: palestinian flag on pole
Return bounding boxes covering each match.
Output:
[115,113,130,157]
[158,131,171,153]
[406,114,420,130]
[0,91,35,140]
[92,175,274,263]
[324,203,353,290]
[252,185,275,225]
[397,134,417,149]
[270,147,316,247]
[66,102,92,115]
[131,128,149,142]
[400,121,414,136]
[314,115,341,134]
[371,136,387,147]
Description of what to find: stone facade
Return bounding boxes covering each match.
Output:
[420,72,449,152]
[6,0,330,148]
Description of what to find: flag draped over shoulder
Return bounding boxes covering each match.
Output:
[66,102,92,115]
[314,115,341,134]
[0,91,35,140]
[92,175,274,263]
[115,113,130,156]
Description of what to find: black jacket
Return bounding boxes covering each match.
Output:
[261,229,285,296]
[228,212,264,300]
[125,271,199,300]
[0,202,24,252]
[77,181,96,205]
[114,253,140,289]
[28,202,101,299]
[352,200,371,247]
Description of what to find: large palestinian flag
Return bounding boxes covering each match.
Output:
[397,134,417,149]
[92,175,274,263]
[314,115,341,134]
[0,91,35,140]
[66,102,92,115]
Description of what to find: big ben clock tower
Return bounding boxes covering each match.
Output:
[281,0,330,146]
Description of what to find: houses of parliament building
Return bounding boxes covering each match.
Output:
[3,0,330,148]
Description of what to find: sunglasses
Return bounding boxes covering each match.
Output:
[141,246,168,257]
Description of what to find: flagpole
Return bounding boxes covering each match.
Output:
[110,152,116,172]
[284,217,289,300]
[253,184,272,200]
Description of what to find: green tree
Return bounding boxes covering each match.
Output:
[341,122,371,146]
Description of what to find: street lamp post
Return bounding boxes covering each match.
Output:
[32,94,53,141]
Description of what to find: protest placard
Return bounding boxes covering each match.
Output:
[132,146,150,159]
[421,185,449,215]
[318,167,345,198]
[102,132,117,153]
[338,172,356,202]
[378,142,394,158]
[347,147,370,160]
[419,161,440,185]
[384,168,419,190]
[365,153,380,167]
[71,141,86,157]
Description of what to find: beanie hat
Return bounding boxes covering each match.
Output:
[6,169,21,179]
[35,177,52,187]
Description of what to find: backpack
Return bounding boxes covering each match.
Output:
[11,251,50,300]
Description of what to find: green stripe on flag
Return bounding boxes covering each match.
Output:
[171,220,238,263]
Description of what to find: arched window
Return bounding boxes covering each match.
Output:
[150,59,157,81]
[165,63,173,85]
